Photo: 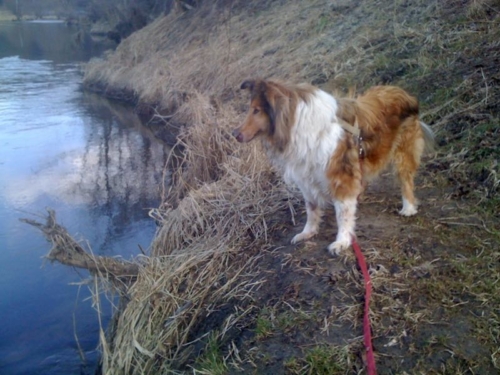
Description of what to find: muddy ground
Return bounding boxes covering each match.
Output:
[180,165,498,374]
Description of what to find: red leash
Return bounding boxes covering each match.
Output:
[353,138,377,374]
[352,236,377,375]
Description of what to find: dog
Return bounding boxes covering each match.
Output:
[232,79,434,255]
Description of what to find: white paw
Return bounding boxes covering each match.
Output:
[291,231,317,244]
[399,205,418,216]
[327,239,351,256]
[399,198,418,216]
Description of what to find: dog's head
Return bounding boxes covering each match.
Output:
[232,79,294,151]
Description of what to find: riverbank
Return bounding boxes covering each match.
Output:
[0,9,16,21]
[0,7,66,22]
[64,0,500,373]
[0,9,59,21]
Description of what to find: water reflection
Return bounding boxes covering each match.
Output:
[0,50,168,374]
[1,56,170,253]
[76,93,170,253]
[4,91,169,254]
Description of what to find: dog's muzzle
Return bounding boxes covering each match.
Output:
[232,128,244,143]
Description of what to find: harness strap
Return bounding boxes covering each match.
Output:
[338,117,365,160]
[338,117,361,137]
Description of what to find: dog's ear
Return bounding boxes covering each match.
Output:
[240,79,255,91]
[263,82,292,152]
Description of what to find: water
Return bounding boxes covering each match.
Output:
[0,22,169,374]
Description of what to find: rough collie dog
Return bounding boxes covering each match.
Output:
[232,79,434,255]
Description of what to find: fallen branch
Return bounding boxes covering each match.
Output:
[21,209,140,284]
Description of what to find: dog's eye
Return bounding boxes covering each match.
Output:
[253,108,260,115]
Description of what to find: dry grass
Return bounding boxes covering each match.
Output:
[83,1,444,110]
[21,209,140,285]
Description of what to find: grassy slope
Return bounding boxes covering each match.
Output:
[83,1,499,374]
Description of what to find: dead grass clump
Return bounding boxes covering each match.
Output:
[156,96,243,206]
[101,244,259,373]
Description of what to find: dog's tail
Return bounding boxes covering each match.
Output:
[420,121,436,154]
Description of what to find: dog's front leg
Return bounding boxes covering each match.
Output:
[328,198,357,255]
[291,201,323,244]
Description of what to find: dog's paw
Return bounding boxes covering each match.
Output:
[399,205,417,216]
[327,239,351,256]
[291,231,317,244]
[399,198,418,216]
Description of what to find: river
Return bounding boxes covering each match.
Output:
[0,21,169,374]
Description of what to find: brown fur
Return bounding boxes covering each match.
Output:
[233,79,314,151]
[327,132,363,201]
[331,86,425,206]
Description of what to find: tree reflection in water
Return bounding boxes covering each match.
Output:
[76,92,170,254]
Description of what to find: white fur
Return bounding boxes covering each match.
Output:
[291,202,323,243]
[329,198,357,255]
[399,197,417,216]
[265,89,356,253]
[268,89,343,206]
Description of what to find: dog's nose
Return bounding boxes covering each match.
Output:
[232,128,243,142]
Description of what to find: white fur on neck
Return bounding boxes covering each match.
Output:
[266,89,344,207]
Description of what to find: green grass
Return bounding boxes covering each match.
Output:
[315,14,330,33]
[285,344,352,375]
[194,331,228,375]
[446,120,500,207]
[254,308,273,339]
[253,305,317,340]
[304,346,347,375]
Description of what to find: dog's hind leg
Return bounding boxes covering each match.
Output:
[291,201,323,244]
[394,118,425,216]
[328,197,357,255]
